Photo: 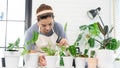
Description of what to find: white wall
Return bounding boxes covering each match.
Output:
[114,0,120,40]
[32,0,113,44]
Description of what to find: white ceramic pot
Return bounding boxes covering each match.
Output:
[96,50,114,68]
[4,51,20,68]
[75,57,86,68]
[45,56,57,68]
[24,53,39,68]
[114,61,120,68]
[63,56,73,68]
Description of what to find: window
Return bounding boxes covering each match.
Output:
[0,0,26,67]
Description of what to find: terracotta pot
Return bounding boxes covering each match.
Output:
[88,58,97,68]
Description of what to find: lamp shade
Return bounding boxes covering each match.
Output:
[87,7,101,19]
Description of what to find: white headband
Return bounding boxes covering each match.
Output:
[36,10,53,16]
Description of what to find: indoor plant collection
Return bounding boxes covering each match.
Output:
[3,21,120,68]
[78,21,120,68]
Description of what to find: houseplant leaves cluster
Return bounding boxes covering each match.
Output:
[7,38,20,51]
[41,43,57,56]
[78,22,120,50]
[21,31,39,55]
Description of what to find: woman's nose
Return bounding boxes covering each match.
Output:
[46,25,51,30]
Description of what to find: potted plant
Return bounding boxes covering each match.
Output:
[75,48,88,68]
[21,31,39,68]
[62,46,74,68]
[79,22,120,68]
[73,23,99,68]
[114,58,120,68]
[41,43,58,68]
[57,43,76,68]
[4,38,21,68]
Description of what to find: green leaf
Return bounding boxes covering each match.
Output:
[76,33,83,42]
[106,38,120,50]
[79,25,87,30]
[88,38,95,48]
[109,27,114,34]
[59,51,65,56]
[32,31,39,42]
[7,43,14,50]
[27,31,39,45]
[104,25,109,36]
[41,44,57,56]
[15,38,20,47]
[64,23,67,33]
[97,22,105,36]
[83,49,88,56]
[61,46,66,51]
[7,38,20,50]
[90,50,95,58]
[68,45,76,57]
[21,47,29,55]
[88,23,100,36]
[60,57,64,66]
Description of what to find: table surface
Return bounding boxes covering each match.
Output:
[0,66,74,68]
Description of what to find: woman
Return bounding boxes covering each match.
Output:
[25,4,68,66]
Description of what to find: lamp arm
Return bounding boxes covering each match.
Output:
[97,14,105,27]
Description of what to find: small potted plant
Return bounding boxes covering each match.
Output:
[4,38,20,68]
[75,48,88,68]
[114,58,120,68]
[41,43,58,68]
[21,31,39,68]
[57,43,76,68]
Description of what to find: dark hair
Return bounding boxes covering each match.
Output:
[36,4,54,21]
[37,13,54,21]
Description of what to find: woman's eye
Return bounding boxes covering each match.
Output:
[42,25,46,27]
[49,23,52,26]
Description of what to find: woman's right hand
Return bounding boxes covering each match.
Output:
[38,55,46,66]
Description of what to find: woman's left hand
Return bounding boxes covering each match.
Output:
[38,55,46,66]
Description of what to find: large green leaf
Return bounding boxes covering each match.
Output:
[27,31,39,45]
[88,23,100,36]
[97,22,105,35]
[32,31,39,42]
[106,38,120,50]
[88,38,95,48]
[104,25,109,36]
[68,45,76,57]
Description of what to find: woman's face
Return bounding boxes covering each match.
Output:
[38,17,54,34]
